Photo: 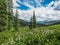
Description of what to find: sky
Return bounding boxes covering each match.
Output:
[12,0,60,21]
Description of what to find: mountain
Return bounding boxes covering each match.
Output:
[37,20,60,25]
[19,18,60,26]
[19,19,29,26]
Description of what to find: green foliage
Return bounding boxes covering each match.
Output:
[29,17,33,29]
[29,11,36,29]
[0,1,60,45]
[8,14,13,30]
[32,11,36,28]
[7,0,13,30]
[14,10,20,31]
[0,1,8,31]
[0,25,60,45]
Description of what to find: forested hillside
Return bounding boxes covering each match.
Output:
[0,0,20,31]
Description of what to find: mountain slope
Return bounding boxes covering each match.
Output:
[37,20,60,25]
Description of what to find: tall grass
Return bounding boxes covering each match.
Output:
[0,25,60,45]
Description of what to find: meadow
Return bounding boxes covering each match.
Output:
[0,0,60,45]
[0,24,60,45]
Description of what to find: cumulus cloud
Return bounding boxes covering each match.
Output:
[13,0,60,22]
[16,0,34,9]
[12,0,20,7]
[54,1,60,10]
[47,0,60,10]
[17,7,60,21]
[47,1,54,8]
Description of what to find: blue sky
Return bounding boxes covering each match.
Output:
[13,0,60,21]
[16,0,57,10]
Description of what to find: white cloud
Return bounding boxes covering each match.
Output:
[16,0,34,9]
[54,1,60,10]
[17,7,60,21]
[12,0,20,8]
[35,0,42,7]
[13,0,60,22]
[47,1,54,8]
[16,0,44,9]
[49,0,60,9]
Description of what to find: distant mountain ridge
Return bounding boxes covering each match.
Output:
[37,20,60,25]
[21,19,60,26]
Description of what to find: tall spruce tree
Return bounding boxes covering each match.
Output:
[8,14,13,30]
[0,0,8,31]
[32,11,36,28]
[14,10,19,31]
[7,0,13,30]
[29,11,36,29]
[29,17,33,29]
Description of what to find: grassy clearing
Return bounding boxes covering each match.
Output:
[0,25,60,45]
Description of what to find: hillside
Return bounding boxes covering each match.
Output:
[0,0,60,45]
[0,24,60,45]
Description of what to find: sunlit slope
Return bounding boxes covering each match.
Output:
[37,24,60,31]
[0,24,60,45]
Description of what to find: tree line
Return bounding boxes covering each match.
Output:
[0,1,37,32]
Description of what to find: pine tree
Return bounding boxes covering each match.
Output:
[29,17,33,29]
[29,11,36,29]
[32,11,36,28]
[0,1,8,31]
[7,0,13,30]
[8,14,13,30]
[14,10,19,31]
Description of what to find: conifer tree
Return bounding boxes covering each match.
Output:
[8,14,13,30]
[7,0,13,30]
[14,10,19,31]
[29,17,33,29]
[0,1,8,31]
[32,11,36,28]
[29,11,36,29]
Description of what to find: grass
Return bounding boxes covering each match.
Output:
[0,24,60,45]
